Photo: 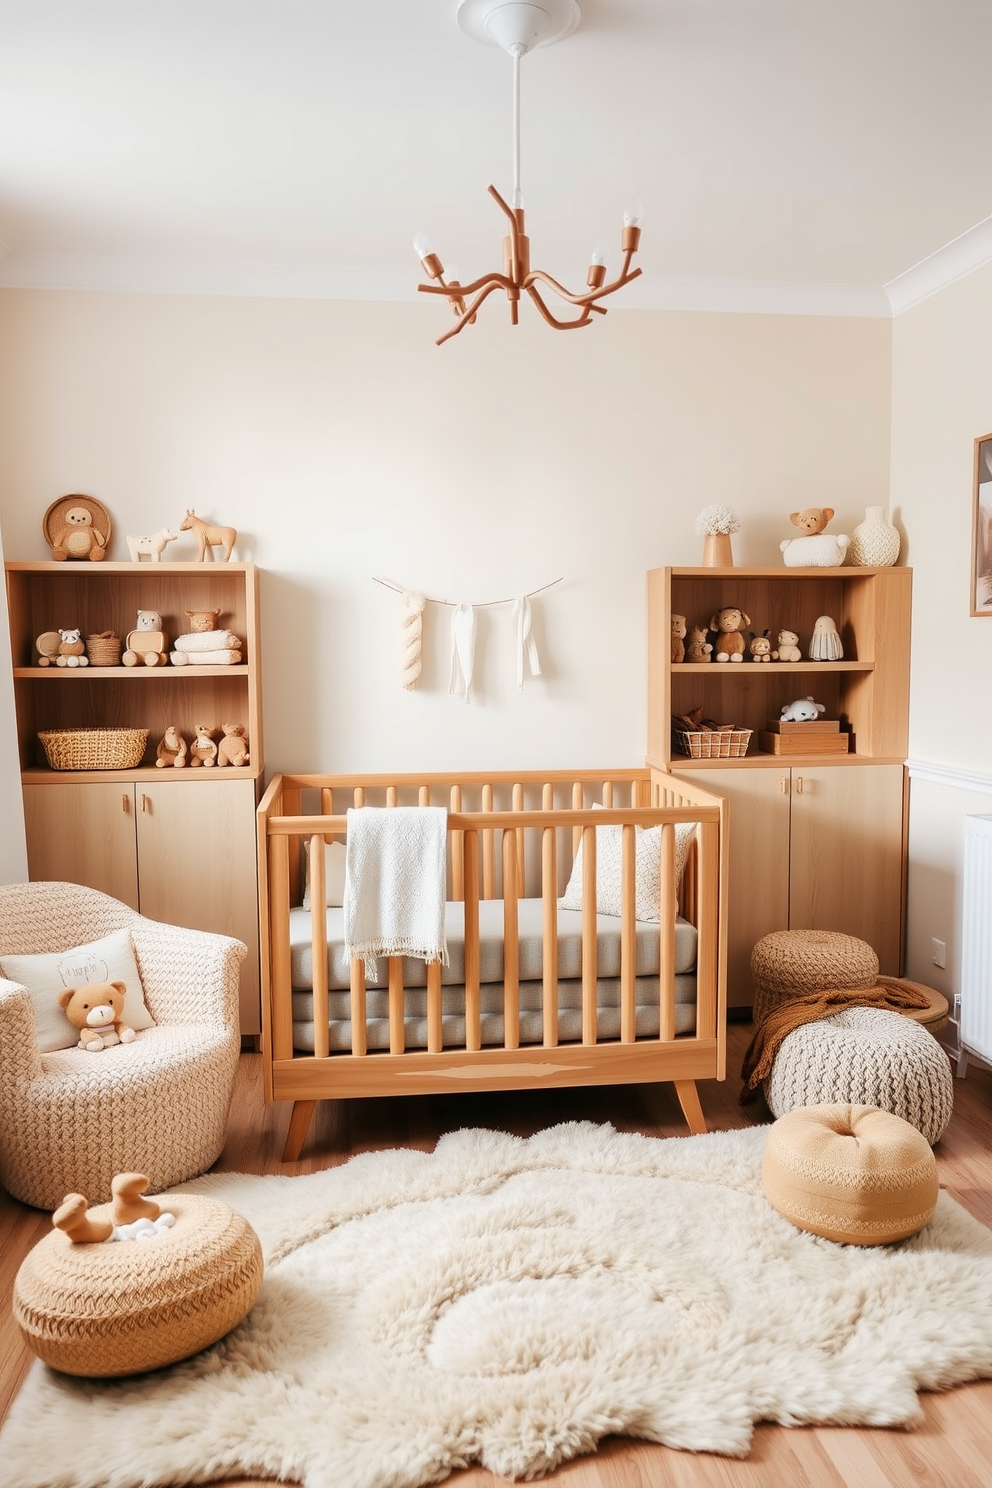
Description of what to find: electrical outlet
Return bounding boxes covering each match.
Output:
[931,937,947,969]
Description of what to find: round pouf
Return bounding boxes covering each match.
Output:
[13,1193,263,1377]
[764,1006,954,1145]
[762,1103,939,1245]
[751,929,879,1025]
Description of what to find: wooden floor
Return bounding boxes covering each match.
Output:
[3,1022,992,1487]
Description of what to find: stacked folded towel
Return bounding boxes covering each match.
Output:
[170,629,243,666]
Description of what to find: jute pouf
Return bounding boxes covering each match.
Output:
[764,1006,954,1145]
[762,1103,939,1246]
[751,929,878,1025]
[13,1193,263,1377]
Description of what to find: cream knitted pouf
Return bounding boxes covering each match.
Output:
[764,1007,954,1145]
[13,1193,262,1377]
[762,1104,938,1245]
[751,929,879,1025]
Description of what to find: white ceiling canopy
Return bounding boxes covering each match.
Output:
[0,1,991,315]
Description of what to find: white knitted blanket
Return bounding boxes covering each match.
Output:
[344,807,449,980]
[174,629,242,652]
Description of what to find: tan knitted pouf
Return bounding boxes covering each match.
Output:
[13,1193,263,1377]
[751,929,879,1025]
[764,1006,954,1145]
[762,1103,939,1246]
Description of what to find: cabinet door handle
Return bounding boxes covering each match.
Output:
[121,793,131,814]
[795,776,804,795]
[141,794,151,813]
[780,776,789,794]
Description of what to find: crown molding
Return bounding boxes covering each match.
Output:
[0,251,891,318]
[885,214,992,316]
[907,758,992,797]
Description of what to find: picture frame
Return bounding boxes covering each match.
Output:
[972,434,992,615]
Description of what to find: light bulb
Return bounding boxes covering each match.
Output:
[412,231,434,262]
[590,241,609,267]
[622,196,644,228]
[446,263,461,284]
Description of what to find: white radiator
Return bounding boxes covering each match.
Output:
[960,814,992,1065]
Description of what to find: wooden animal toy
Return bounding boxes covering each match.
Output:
[156,725,188,768]
[748,630,772,662]
[189,724,218,767]
[771,628,802,662]
[808,614,844,660]
[52,1193,114,1244]
[35,631,62,667]
[708,606,751,662]
[671,614,687,663]
[781,508,850,568]
[781,697,826,722]
[56,627,88,667]
[49,505,108,562]
[216,723,250,768]
[179,509,237,562]
[184,608,223,633]
[126,527,179,563]
[685,625,712,663]
[122,610,169,667]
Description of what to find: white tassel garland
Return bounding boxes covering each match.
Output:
[399,591,426,690]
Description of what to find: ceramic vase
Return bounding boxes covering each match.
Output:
[848,506,900,567]
[701,532,734,567]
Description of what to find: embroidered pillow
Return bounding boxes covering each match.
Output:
[302,839,348,910]
[0,928,155,1052]
[559,817,695,921]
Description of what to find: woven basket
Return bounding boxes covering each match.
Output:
[38,728,149,771]
[676,727,752,759]
[85,632,122,666]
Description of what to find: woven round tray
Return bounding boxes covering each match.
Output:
[38,727,149,771]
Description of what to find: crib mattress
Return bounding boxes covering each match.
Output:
[288,898,698,991]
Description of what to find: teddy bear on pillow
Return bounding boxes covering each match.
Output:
[57,981,137,1052]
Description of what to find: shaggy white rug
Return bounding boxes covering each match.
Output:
[4,1120,992,1488]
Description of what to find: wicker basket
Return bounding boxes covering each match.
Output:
[38,728,149,771]
[85,632,122,666]
[675,727,752,759]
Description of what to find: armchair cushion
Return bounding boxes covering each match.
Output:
[1,928,155,1052]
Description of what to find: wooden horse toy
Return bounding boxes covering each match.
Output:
[179,509,237,562]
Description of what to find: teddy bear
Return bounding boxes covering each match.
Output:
[56,627,88,667]
[216,722,250,767]
[57,981,136,1052]
[670,614,687,664]
[780,508,851,569]
[684,625,713,663]
[156,724,187,767]
[50,506,108,562]
[708,606,751,662]
[184,608,223,633]
[771,627,802,662]
[189,723,218,767]
[748,629,772,662]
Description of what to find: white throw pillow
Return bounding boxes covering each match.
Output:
[302,839,348,910]
[0,928,156,1052]
[559,816,695,921]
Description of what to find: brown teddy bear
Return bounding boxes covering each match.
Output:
[189,723,218,767]
[50,506,108,562]
[57,981,136,1052]
[184,608,223,633]
[708,605,751,662]
[216,723,250,767]
[670,614,687,664]
[685,625,713,663]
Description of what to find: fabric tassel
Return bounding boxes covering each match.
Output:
[448,603,476,703]
[399,591,426,691]
[513,596,542,692]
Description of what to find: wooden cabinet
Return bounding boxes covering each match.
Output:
[647,566,911,1008]
[5,562,264,1033]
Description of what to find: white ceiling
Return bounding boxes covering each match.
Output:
[2,1,991,315]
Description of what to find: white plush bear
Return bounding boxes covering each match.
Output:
[780,508,850,568]
[780,697,826,722]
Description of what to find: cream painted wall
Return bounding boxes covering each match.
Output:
[0,517,28,882]
[0,290,892,783]
[891,261,992,1006]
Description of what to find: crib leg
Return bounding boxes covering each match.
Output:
[283,1100,318,1162]
[674,1080,707,1135]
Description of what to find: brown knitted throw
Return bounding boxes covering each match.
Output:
[740,978,932,1103]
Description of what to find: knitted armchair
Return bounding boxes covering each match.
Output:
[0,881,244,1210]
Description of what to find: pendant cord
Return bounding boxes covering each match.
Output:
[510,43,523,205]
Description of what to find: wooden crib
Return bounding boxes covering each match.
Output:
[257,769,728,1159]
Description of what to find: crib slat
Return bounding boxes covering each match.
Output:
[602,780,614,808]
[309,835,330,1060]
[463,830,482,1051]
[695,819,719,1041]
[269,832,295,1063]
[386,785,398,807]
[572,780,583,860]
[389,956,405,1054]
[581,823,597,1044]
[512,783,525,892]
[350,958,367,1056]
[620,822,636,1043]
[658,822,677,1042]
[419,785,431,806]
[427,958,443,1053]
[482,783,495,898]
[353,786,366,807]
[450,784,464,901]
[502,829,520,1050]
[542,825,559,1046]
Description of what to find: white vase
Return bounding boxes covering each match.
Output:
[848,506,900,567]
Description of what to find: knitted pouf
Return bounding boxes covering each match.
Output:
[13,1193,263,1377]
[751,929,879,1025]
[764,1006,954,1145]
[762,1103,939,1245]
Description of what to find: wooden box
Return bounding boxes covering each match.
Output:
[759,729,850,755]
[764,718,840,735]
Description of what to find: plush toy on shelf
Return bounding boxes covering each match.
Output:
[216,723,250,768]
[49,506,108,562]
[780,508,850,569]
[126,527,180,563]
[170,609,243,666]
[122,610,169,667]
[671,614,687,663]
[808,614,844,660]
[748,630,772,662]
[780,697,827,722]
[156,725,188,768]
[708,605,751,662]
[184,608,223,633]
[685,625,713,663]
[34,631,62,667]
[771,628,802,662]
[189,723,218,767]
[55,628,88,667]
[57,981,136,1052]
